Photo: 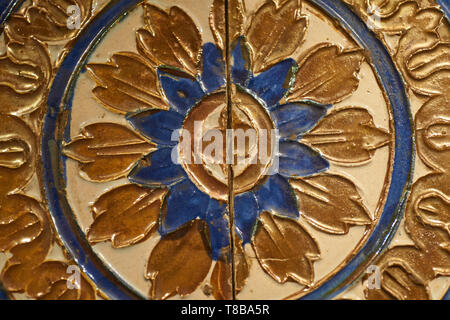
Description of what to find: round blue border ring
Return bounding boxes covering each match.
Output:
[301,0,414,299]
[37,0,415,300]
[43,0,146,300]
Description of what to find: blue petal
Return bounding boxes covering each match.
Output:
[247,59,296,109]
[254,174,298,219]
[271,102,329,138]
[205,199,230,259]
[231,37,252,86]
[126,110,184,146]
[159,179,210,235]
[278,141,329,178]
[128,147,186,187]
[201,43,225,93]
[234,192,259,244]
[158,69,205,115]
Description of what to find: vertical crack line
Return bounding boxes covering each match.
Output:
[225,0,237,301]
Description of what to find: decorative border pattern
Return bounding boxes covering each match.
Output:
[342,0,450,300]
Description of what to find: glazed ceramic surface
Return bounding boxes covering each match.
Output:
[0,0,448,300]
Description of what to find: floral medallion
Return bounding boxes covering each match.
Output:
[0,0,448,300]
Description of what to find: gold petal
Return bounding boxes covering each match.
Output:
[0,115,36,194]
[210,0,245,50]
[87,185,167,248]
[416,192,450,233]
[252,211,320,286]
[210,237,249,300]
[301,107,391,165]
[137,4,202,76]
[288,43,364,104]
[396,27,450,96]
[290,174,372,234]
[0,194,52,292]
[0,38,51,115]
[364,2,443,33]
[63,123,156,182]
[86,52,167,114]
[26,261,95,300]
[246,0,307,73]
[365,265,430,300]
[5,0,92,42]
[146,220,212,300]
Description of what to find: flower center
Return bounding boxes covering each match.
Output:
[178,87,275,201]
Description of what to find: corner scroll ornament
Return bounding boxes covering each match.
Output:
[0,0,98,299]
[342,0,450,300]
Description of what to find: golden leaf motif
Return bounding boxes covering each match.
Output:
[0,194,53,292]
[63,123,156,182]
[416,192,450,233]
[86,52,167,114]
[290,174,372,234]
[406,174,450,252]
[210,0,245,50]
[246,0,307,73]
[365,265,430,300]
[210,237,249,300]
[137,4,202,76]
[0,115,36,194]
[5,0,92,41]
[0,38,51,115]
[87,185,167,248]
[146,220,212,300]
[301,107,391,164]
[364,174,450,300]
[415,95,450,172]
[26,261,95,300]
[364,2,443,33]
[5,0,92,42]
[252,211,320,286]
[366,0,409,16]
[288,44,364,104]
[396,28,450,96]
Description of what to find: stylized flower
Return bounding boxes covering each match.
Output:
[125,37,330,258]
[64,0,392,300]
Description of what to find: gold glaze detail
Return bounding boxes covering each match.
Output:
[290,174,372,234]
[87,185,167,248]
[302,107,392,164]
[342,0,450,300]
[86,52,168,114]
[137,4,203,77]
[146,220,213,300]
[252,211,320,286]
[63,123,156,182]
[3,0,447,300]
[65,0,394,299]
[0,0,98,300]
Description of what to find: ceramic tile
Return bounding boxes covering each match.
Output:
[0,0,448,300]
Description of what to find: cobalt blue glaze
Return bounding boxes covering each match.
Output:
[437,0,449,19]
[0,0,22,29]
